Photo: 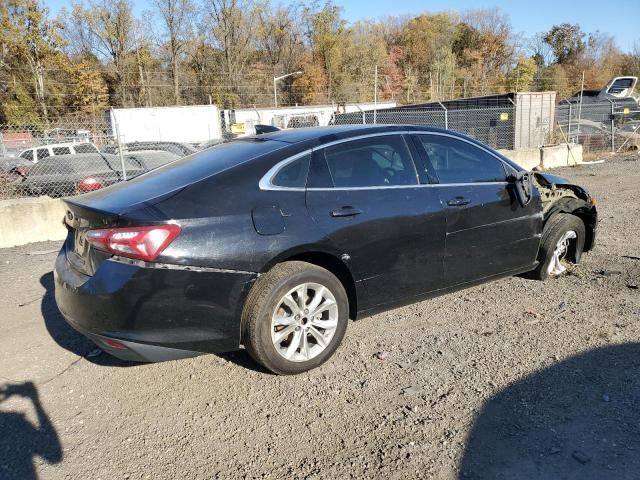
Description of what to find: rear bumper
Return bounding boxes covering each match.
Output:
[54,244,257,362]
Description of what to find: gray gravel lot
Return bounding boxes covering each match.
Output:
[1,153,639,479]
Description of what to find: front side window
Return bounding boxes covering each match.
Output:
[271,154,311,188]
[321,135,417,188]
[37,148,50,161]
[20,150,34,161]
[414,135,507,184]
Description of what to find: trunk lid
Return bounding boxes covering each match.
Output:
[63,201,121,277]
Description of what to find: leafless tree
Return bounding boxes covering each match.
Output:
[153,0,194,104]
[206,0,256,96]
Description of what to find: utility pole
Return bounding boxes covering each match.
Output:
[273,71,302,108]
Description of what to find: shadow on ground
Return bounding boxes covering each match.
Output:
[0,382,62,480]
[40,271,266,372]
[459,343,640,479]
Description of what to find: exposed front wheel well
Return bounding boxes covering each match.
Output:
[276,252,358,320]
[545,202,596,252]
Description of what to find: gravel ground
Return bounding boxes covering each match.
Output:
[1,153,639,480]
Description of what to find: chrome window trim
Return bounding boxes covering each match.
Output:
[258,130,516,191]
[258,150,312,192]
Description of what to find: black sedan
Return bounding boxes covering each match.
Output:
[54,125,597,374]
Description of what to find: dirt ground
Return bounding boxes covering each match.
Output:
[1,153,639,480]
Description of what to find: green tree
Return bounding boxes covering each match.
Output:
[544,23,585,65]
[507,57,537,91]
[1,0,63,126]
[302,1,346,100]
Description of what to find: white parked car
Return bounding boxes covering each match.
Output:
[18,142,99,163]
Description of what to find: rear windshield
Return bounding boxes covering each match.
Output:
[100,155,139,172]
[126,151,180,170]
[74,143,98,153]
[74,139,290,212]
[126,139,288,186]
[28,154,138,175]
[29,159,74,175]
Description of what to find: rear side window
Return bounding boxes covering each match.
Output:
[321,135,417,188]
[271,154,310,188]
[52,147,71,155]
[414,135,507,184]
[20,150,34,161]
[37,148,50,161]
[74,143,98,154]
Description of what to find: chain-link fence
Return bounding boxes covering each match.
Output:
[0,118,201,200]
[556,98,640,153]
[334,104,518,150]
[2,97,639,201]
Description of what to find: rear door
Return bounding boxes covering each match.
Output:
[305,133,446,311]
[411,133,542,286]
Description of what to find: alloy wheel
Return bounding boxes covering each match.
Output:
[271,282,339,362]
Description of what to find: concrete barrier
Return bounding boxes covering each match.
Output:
[0,196,67,248]
[498,148,541,170]
[540,143,583,169]
[499,143,583,171]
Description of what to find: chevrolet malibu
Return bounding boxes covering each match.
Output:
[54,125,597,374]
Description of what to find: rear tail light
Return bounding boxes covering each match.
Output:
[14,166,32,177]
[78,177,104,192]
[85,224,181,262]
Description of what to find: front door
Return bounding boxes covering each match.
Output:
[305,134,446,311]
[411,133,542,286]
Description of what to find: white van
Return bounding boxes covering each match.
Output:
[18,142,99,163]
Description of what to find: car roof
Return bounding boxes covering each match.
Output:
[252,124,453,145]
[250,124,523,172]
[24,142,93,150]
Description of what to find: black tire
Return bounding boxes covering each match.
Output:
[242,261,349,375]
[529,213,586,281]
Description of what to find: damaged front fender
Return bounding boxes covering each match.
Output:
[533,172,598,252]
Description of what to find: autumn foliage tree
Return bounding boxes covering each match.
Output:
[1,0,639,125]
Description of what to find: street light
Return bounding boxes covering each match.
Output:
[273,71,302,108]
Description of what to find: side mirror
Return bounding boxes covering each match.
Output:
[508,171,533,207]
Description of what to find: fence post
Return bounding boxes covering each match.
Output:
[609,100,615,153]
[111,107,127,181]
[438,102,448,129]
[567,101,572,141]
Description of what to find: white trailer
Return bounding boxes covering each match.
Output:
[108,105,222,144]
[231,102,397,136]
[107,102,397,143]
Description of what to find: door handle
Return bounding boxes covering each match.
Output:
[331,206,363,217]
[447,197,471,207]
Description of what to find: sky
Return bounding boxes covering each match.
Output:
[46,0,639,52]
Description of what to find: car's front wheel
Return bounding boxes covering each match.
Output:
[242,261,349,375]
[530,213,586,281]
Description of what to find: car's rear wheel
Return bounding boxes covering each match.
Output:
[530,213,586,281]
[242,261,349,375]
